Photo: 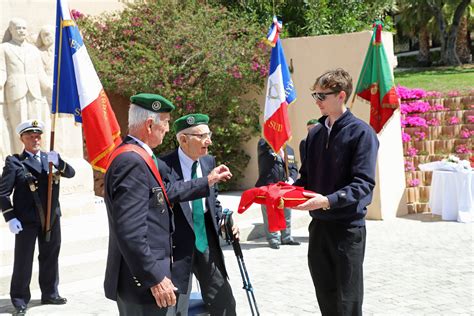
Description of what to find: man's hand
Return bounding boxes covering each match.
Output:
[292,192,330,211]
[150,277,177,308]
[8,218,23,234]
[47,151,59,167]
[221,222,240,240]
[207,164,232,186]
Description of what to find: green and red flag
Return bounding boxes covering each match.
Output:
[354,21,399,133]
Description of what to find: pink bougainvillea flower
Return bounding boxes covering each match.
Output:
[402,132,411,143]
[406,147,418,157]
[408,178,420,187]
[405,160,415,172]
[426,90,443,98]
[467,115,474,123]
[455,144,471,154]
[447,116,460,125]
[405,116,428,127]
[447,90,460,97]
[396,85,427,101]
[430,103,446,111]
[427,118,440,126]
[414,131,426,141]
[459,129,471,139]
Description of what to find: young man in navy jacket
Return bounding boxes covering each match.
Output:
[294,68,379,316]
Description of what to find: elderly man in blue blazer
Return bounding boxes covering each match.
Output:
[0,119,75,315]
[159,113,238,316]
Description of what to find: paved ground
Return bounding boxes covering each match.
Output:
[0,210,473,315]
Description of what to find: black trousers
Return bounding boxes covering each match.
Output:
[10,218,61,307]
[308,219,366,316]
[117,292,174,316]
[175,212,236,316]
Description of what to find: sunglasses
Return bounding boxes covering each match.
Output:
[184,132,212,140]
[311,91,340,101]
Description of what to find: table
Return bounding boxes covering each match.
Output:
[429,170,474,222]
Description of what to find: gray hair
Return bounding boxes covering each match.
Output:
[128,103,161,130]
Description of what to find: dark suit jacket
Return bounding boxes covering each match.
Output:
[104,137,174,304]
[0,151,75,224]
[159,149,227,294]
[255,138,298,187]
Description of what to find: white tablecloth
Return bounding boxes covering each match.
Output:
[429,170,474,222]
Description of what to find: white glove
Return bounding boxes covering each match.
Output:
[8,218,23,234]
[47,151,59,166]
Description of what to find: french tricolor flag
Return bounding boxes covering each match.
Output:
[52,0,121,172]
[263,17,296,152]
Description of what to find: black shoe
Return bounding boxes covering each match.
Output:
[269,243,280,249]
[41,296,67,305]
[13,305,27,315]
[281,239,301,246]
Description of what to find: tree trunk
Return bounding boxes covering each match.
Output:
[429,0,470,66]
[417,26,431,66]
[456,16,471,64]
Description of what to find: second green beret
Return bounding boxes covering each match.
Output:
[130,93,175,113]
[307,119,319,126]
[173,113,209,133]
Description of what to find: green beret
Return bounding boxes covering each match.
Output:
[173,113,209,133]
[307,119,319,126]
[130,93,175,113]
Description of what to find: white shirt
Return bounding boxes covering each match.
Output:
[177,147,206,212]
[25,150,41,163]
[128,135,153,157]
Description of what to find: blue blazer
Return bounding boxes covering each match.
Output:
[104,137,174,304]
[159,149,227,294]
[0,151,75,224]
[255,138,298,187]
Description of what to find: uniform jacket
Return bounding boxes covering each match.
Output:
[104,137,174,304]
[0,151,75,224]
[0,41,49,103]
[255,138,298,187]
[159,149,227,294]
[295,110,379,226]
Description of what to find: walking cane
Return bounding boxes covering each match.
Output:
[222,209,260,316]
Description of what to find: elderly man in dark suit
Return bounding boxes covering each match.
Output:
[0,119,75,315]
[255,138,300,249]
[159,113,237,316]
[104,93,178,316]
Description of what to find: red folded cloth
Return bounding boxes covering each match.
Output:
[238,182,316,232]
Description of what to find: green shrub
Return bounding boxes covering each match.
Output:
[77,1,269,189]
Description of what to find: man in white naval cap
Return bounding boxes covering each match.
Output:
[0,119,75,315]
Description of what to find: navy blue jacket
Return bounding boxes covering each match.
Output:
[0,151,75,224]
[255,138,298,187]
[295,110,379,226]
[104,137,174,304]
[159,150,226,294]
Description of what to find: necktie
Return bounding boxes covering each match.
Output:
[33,154,41,165]
[152,153,158,167]
[191,161,208,253]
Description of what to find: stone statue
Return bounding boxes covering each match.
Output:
[36,25,55,105]
[0,18,52,155]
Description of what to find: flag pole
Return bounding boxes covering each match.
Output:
[283,144,289,180]
[45,15,64,242]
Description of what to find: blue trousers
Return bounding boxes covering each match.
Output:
[260,205,292,245]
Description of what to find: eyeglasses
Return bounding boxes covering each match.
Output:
[311,91,340,101]
[184,132,212,140]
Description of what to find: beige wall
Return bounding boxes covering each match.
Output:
[0,0,128,36]
[239,31,407,219]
